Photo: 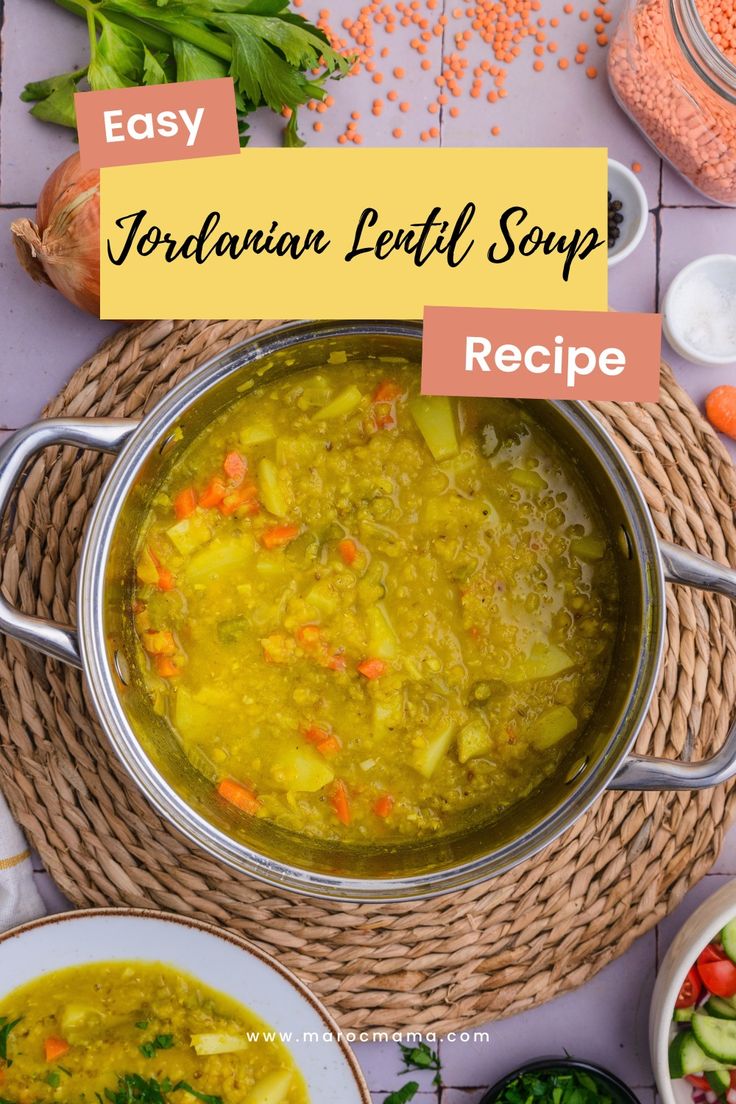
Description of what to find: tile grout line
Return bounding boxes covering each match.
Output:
[438,0,448,149]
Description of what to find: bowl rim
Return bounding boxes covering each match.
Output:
[607,158,649,268]
[76,319,666,902]
[649,879,736,1104]
[661,253,736,365]
[478,1056,642,1104]
[0,905,371,1103]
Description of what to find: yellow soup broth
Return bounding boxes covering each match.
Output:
[0,961,307,1104]
[130,362,619,843]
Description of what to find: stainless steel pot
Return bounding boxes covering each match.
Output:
[2,320,736,902]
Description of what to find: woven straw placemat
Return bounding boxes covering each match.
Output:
[2,318,736,1035]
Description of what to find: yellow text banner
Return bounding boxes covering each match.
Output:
[100,147,608,319]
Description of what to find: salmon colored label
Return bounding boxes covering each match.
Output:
[75,79,240,170]
[422,305,661,401]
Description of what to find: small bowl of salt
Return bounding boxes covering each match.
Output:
[662,254,736,366]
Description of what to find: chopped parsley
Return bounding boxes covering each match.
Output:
[383,1040,443,1103]
[100,1075,224,1104]
[399,1041,442,1085]
[384,1085,419,1104]
[0,1017,21,1067]
[491,1069,616,1104]
[140,1035,175,1059]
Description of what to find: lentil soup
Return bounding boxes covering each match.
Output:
[130,361,619,845]
[0,962,307,1104]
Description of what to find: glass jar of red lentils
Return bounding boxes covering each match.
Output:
[608,0,736,204]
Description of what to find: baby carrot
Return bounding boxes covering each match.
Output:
[330,780,352,825]
[223,450,247,482]
[217,778,260,816]
[374,794,395,817]
[357,657,388,679]
[339,538,358,565]
[219,484,259,516]
[199,477,227,508]
[44,1037,70,1063]
[304,725,330,744]
[296,624,322,648]
[174,487,197,520]
[373,380,403,401]
[154,655,180,678]
[706,386,736,440]
[260,524,300,549]
[316,734,342,757]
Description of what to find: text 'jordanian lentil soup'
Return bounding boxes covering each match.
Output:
[130,360,619,844]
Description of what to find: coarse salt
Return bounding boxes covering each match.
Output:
[668,271,736,358]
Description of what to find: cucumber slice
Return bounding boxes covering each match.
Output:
[707,1070,732,1097]
[693,1013,736,1063]
[669,1031,732,1078]
[722,920,736,965]
[674,1008,695,1023]
[707,997,736,1021]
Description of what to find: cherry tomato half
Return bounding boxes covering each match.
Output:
[699,943,728,965]
[697,953,736,998]
[676,965,703,1008]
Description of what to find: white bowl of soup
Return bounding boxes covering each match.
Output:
[0,908,369,1104]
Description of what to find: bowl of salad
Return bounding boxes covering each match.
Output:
[651,880,736,1104]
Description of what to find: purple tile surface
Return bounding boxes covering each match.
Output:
[3,0,736,1100]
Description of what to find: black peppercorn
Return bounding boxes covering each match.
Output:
[608,192,624,248]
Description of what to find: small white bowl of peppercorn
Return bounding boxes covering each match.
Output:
[607,158,649,267]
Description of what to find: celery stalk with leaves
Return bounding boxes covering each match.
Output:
[21,0,350,146]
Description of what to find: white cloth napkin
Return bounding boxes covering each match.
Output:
[0,791,46,932]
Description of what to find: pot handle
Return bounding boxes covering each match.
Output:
[611,540,736,791]
[0,418,138,668]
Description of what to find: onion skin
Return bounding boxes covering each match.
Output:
[11,152,100,316]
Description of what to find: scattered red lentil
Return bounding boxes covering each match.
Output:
[392,127,403,137]
[586,64,598,77]
[631,161,642,173]
[491,124,501,135]
[303,0,620,146]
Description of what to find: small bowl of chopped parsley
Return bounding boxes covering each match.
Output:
[480,1058,641,1104]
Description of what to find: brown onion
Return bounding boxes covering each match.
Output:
[11,152,100,316]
